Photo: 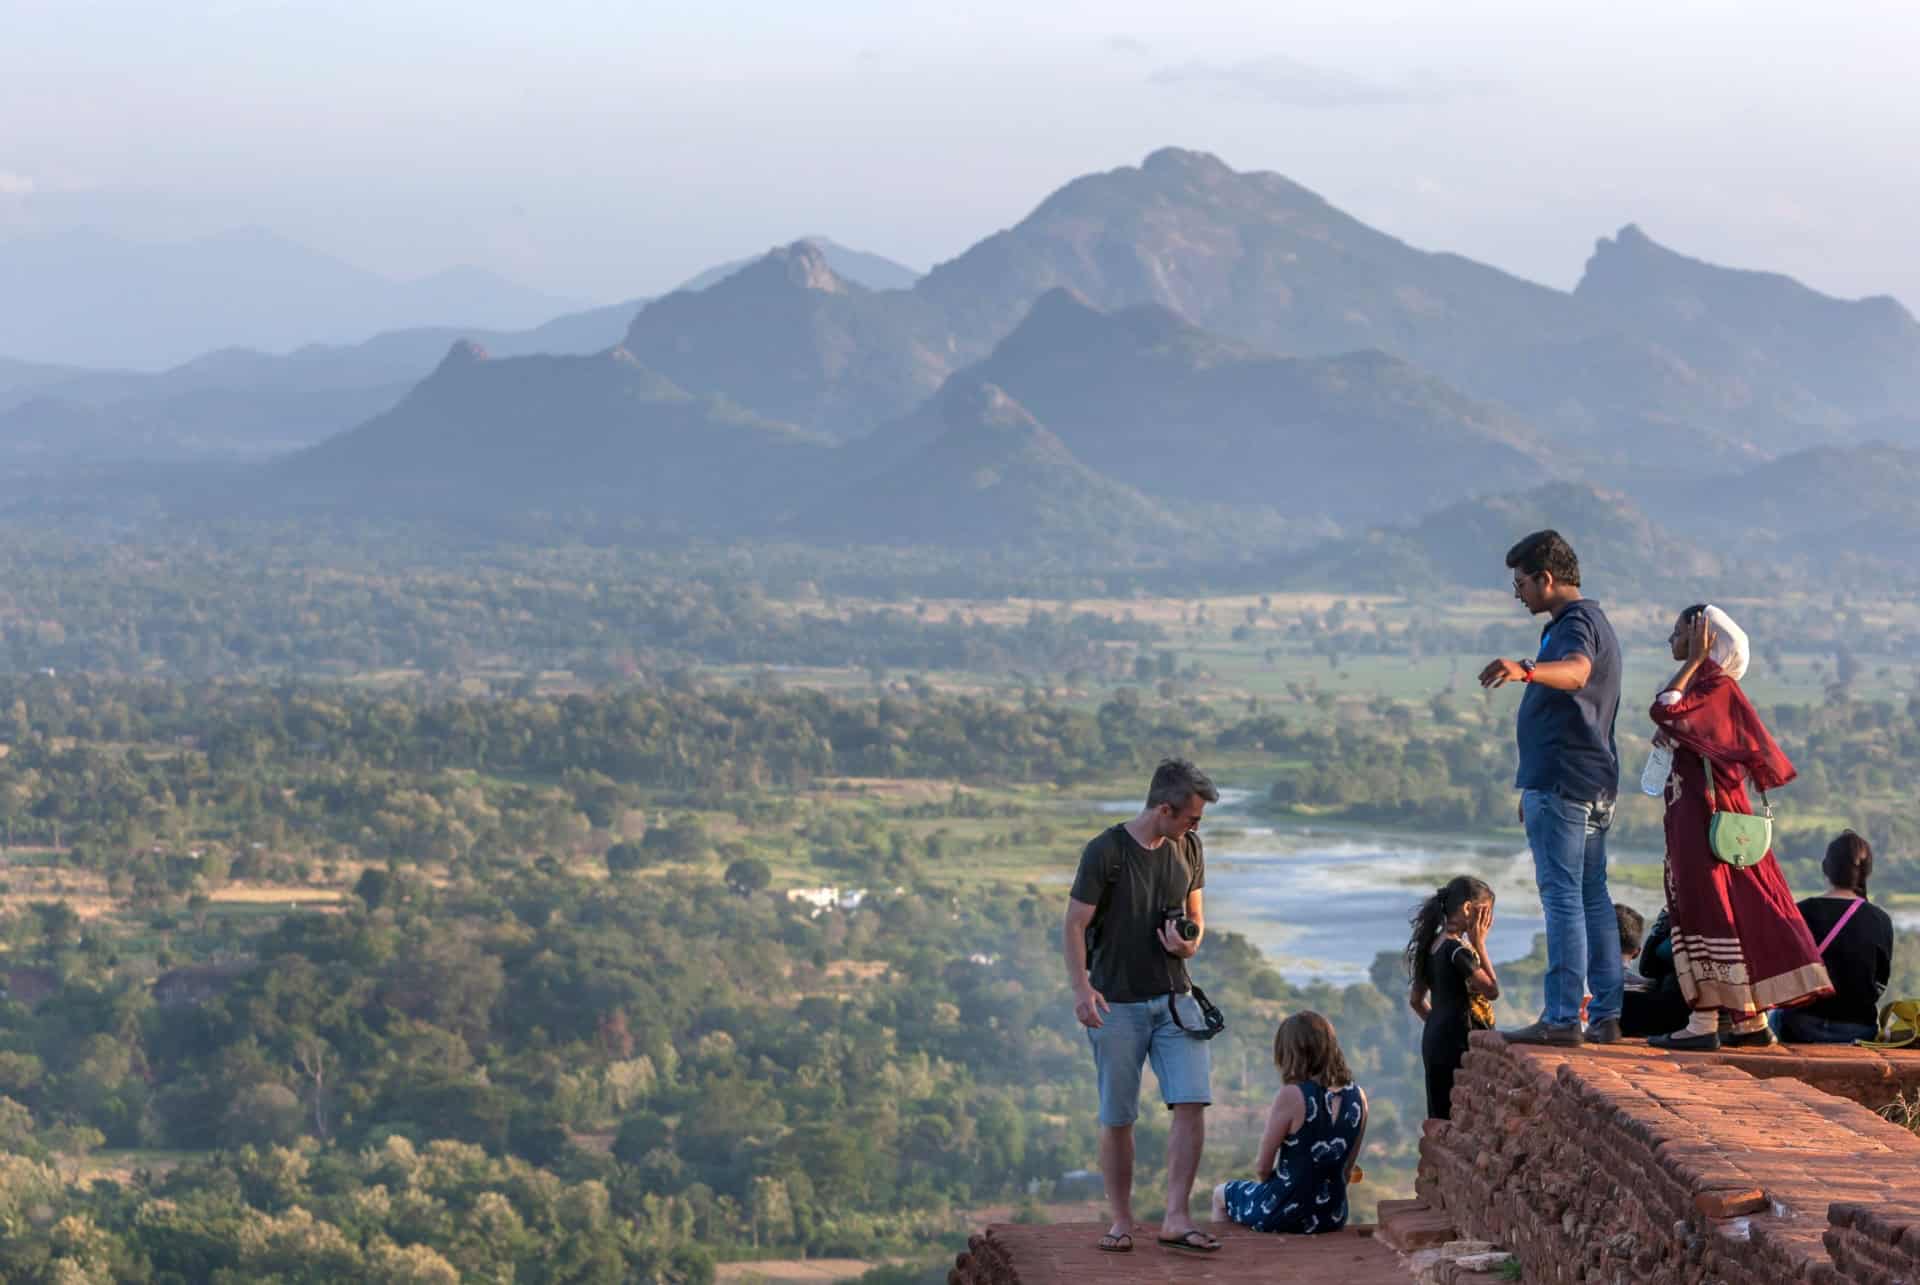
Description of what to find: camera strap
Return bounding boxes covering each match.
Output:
[1169,984,1226,1040]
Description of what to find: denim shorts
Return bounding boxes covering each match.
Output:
[1086,993,1213,1127]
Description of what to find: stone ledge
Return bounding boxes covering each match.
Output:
[1621,1039,1920,1111]
[948,1222,1410,1283]
[1416,1033,1920,1284]
[1377,1198,1461,1252]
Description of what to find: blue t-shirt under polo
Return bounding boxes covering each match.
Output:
[1514,598,1622,801]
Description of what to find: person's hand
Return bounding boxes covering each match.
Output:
[1478,658,1527,688]
[1652,730,1674,749]
[1158,921,1200,958]
[1685,612,1716,664]
[1468,902,1493,946]
[1517,798,1526,826]
[1073,986,1109,1029]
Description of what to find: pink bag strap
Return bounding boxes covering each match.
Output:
[1816,898,1866,955]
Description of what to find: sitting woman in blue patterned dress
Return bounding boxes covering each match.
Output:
[1210,1011,1368,1235]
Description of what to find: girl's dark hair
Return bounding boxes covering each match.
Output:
[1823,830,1873,896]
[1680,603,1709,623]
[1274,1010,1353,1088]
[1406,876,1495,983]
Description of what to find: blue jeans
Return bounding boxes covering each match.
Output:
[1773,1010,1876,1044]
[1086,994,1213,1127]
[1522,789,1623,1027]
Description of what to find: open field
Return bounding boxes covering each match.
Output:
[209,884,346,905]
[695,587,1920,728]
[714,1259,879,1284]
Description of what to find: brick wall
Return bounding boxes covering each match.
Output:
[1417,1033,1920,1284]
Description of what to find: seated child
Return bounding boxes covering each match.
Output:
[1620,905,1692,1038]
[1211,1011,1367,1236]
[1617,904,1650,993]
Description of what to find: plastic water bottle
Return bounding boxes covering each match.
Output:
[1640,742,1673,796]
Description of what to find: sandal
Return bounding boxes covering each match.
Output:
[1157,1229,1221,1253]
[1097,1232,1133,1253]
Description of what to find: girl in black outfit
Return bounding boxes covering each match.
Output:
[1779,831,1895,1044]
[1407,877,1500,1121]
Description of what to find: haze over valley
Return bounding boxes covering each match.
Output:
[6,6,1920,1281]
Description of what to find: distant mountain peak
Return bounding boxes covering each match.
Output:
[436,339,490,372]
[939,379,1043,434]
[670,239,920,296]
[727,241,855,296]
[1140,146,1234,180]
[1006,287,1104,338]
[1582,225,1689,280]
[1000,289,1194,352]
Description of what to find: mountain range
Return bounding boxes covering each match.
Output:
[789,379,1186,553]
[279,341,832,525]
[0,227,579,370]
[0,238,921,465]
[866,288,1550,521]
[10,147,1920,581]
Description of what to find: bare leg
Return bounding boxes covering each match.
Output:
[1099,1123,1135,1240]
[1210,1182,1229,1223]
[1160,1103,1208,1238]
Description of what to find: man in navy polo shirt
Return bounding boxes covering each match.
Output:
[1478,530,1624,1046]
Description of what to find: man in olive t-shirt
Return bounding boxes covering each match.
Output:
[1063,758,1219,1255]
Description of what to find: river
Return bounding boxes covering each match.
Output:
[1100,788,1669,986]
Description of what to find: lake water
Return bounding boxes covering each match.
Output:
[1100,788,1668,986]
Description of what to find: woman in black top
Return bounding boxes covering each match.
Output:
[1779,831,1894,1044]
[1407,877,1500,1121]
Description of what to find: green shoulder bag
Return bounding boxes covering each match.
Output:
[1701,752,1772,868]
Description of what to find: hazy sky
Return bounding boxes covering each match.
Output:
[4,0,1918,309]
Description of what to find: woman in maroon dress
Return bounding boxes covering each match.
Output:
[1645,606,1831,1050]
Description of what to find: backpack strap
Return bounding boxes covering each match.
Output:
[1085,825,1124,953]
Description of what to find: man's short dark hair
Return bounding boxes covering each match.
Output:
[1506,529,1581,587]
[1146,758,1219,810]
[1614,903,1645,957]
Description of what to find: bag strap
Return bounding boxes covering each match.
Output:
[1816,897,1867,955]
[1699,752,1771,815]
[1168,984,1225,1038]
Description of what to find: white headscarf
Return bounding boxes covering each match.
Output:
[1702,604,1749,681]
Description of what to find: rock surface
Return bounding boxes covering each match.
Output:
[948,1222,1410,1283]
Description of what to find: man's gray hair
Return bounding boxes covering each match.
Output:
[1146,758,1219,809]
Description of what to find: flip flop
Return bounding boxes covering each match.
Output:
[1096,1232,1133,1253]
[1157,1229,1221,1253]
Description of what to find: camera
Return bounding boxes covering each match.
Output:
[1159,906,1199,943]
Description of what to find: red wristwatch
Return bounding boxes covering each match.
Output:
[1519,660,1535,683]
